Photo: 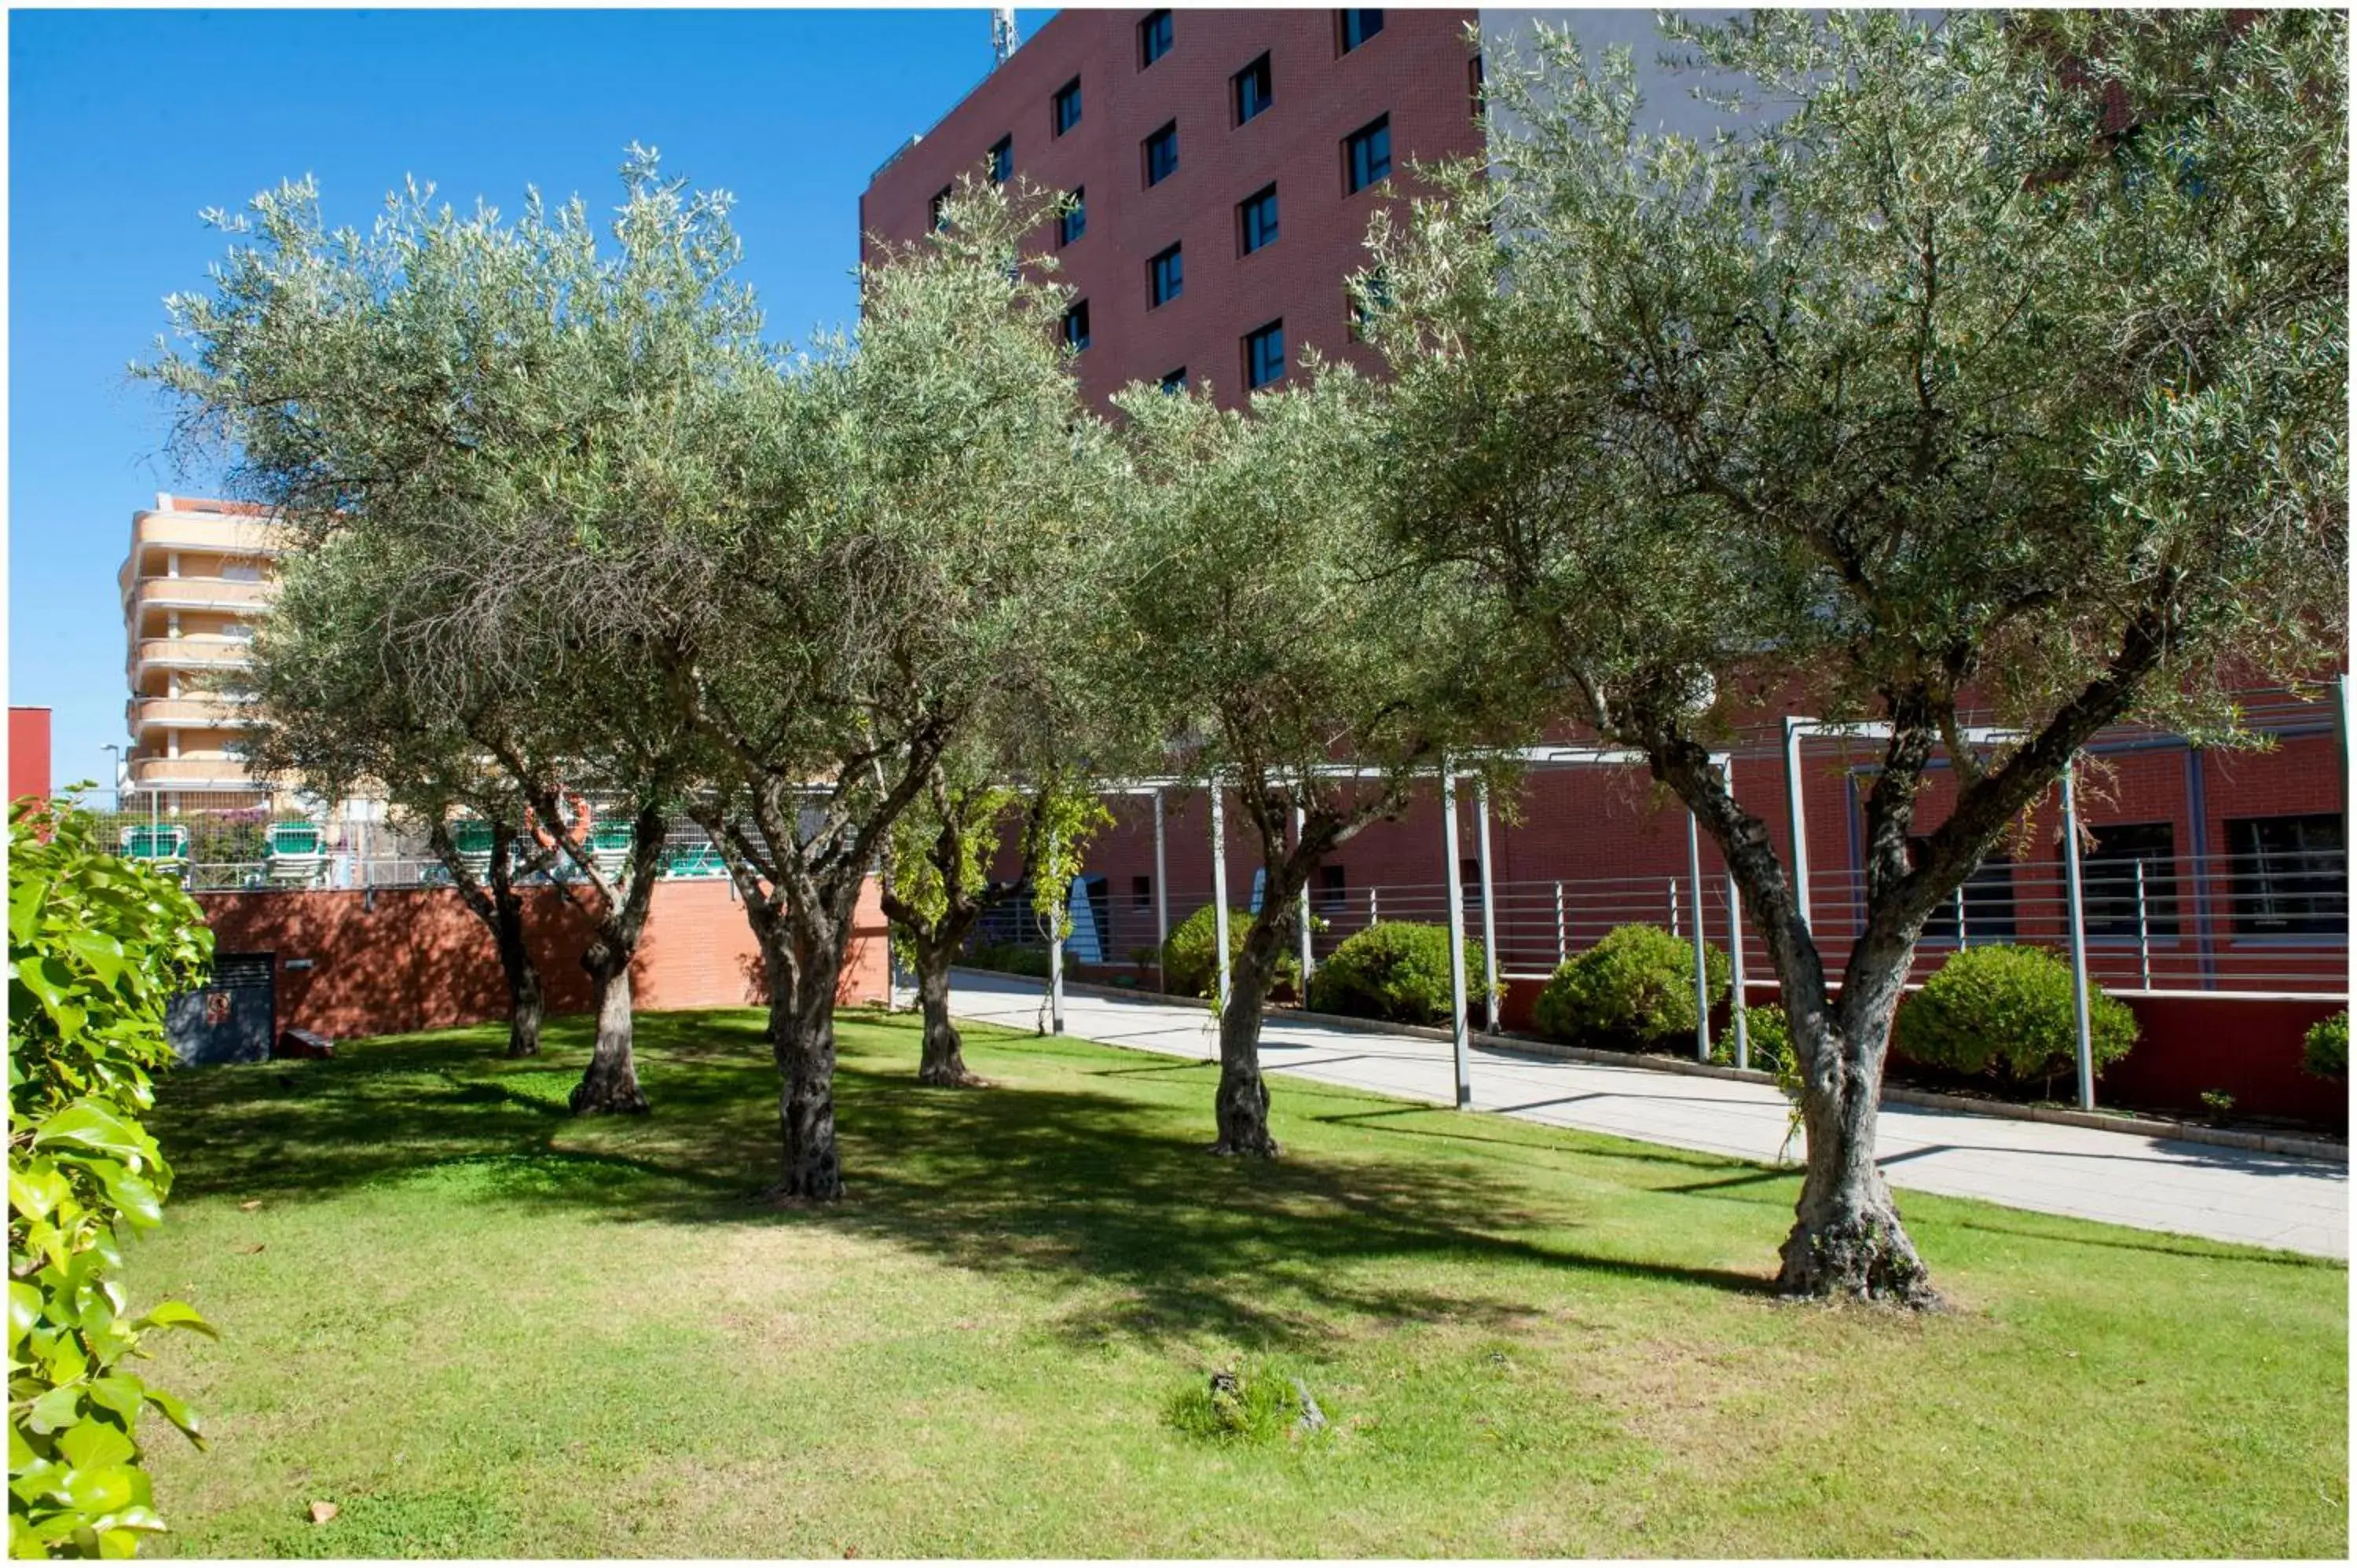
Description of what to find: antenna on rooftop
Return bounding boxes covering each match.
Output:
[992,7,1019,66]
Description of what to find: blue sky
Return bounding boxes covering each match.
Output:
[9,5,1052,795]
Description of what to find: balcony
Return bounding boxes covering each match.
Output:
[126,507,285,559]
[128,695,251,736]
[124,574,273,620]
[126,754,258,789]
[129,637,252,681]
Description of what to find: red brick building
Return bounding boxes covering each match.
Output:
[863,10,2347,1127]
[8,706,52,806]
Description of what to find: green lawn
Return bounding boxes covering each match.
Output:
[125,1007,2346,1558]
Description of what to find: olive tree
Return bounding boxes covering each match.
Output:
[1109,368,1520,1156]
[236,543,560,1057]
[659,180,1111,1197]
[146,149,742,1112]
[1365,9,2346,1300]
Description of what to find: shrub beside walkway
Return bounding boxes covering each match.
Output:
[951,971,2348,1258]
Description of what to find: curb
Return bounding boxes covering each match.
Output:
[952,966,2350,1167]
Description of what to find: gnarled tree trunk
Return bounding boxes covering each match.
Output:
[1774,983,1932,1304]
[570,937,649,1113]
[1212,910,1288,1156]
[493,914,544,1059]
[911,929,984,1086]
[772,907,852,1200]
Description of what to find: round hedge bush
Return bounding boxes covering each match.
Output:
[1717,1001,1794,1075]
[1161,904,1299,1000]
[2303,1012,2348,1079]
[1305,921,1495,1026]
[1533,923,1730,1050]
[1893,943,2137,1090]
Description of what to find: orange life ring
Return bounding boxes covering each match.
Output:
[527,791,594,852]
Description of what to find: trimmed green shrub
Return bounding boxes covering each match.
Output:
[966,940,1050,978]
[1533,924,1730,1050]
[1306,921,1496,1026]
[9,796,219,1556]
[2303,1012,2348,1079]
[1160,905,1299,1000]
[1893,943,2138,1091]
[1717,1001,1794,1075]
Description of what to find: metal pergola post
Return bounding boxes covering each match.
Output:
[2060,764,2095,1110]
[1783,716,1813,936]
[1292,801,1314,993]
[1725,870,1749,1069]
[1475,780,1499,1035]
[1686,808,1711,1062]
[1439,763,1472,1108]
[1209,784,1231,1013]
[1152,788,1170,992]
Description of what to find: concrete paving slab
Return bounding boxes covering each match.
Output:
[951,970,2349,1260]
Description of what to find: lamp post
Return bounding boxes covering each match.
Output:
[101,745,126,812]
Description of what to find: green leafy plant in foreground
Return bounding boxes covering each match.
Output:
[1164,1364,1324,1445]
[9,795,218,1557]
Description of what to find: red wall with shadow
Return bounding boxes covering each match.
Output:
[196,877,889,1040]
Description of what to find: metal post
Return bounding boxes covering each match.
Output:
[1726,871,1749,1070]
[1046,829,1066,1035]
[1475,781,1499,1034]
[1209,784,1231,1012]
[1668,878,1680,937]
[1152,789,1170,992]
[1439,764,1472,1108]
[1367,885,1378,926]
[1553,881,1567,965]
[2060,764,2095,1110]
[1954,885,1969,951]
[1783,716,1813,936]
[1293,801,1314,992]
[1686,809,1711,1062]
[2135,859,2152,991]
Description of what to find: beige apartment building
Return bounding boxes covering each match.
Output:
[119,493,284,814]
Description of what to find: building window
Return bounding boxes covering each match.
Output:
[1053,77,1083,135]
[1317,864,1347,912]
[1913,837,2019,944]
[929,185,954,231]
[1469,52,1485,115]
[1132,874,1153,910]
[1345,115,1392,193]
[1062,299,1091,352]
[1149,243,1184,308]
[1347,269,1391,340]
[1159,366,1187,394]
[2227,813,2347,936]
[1140,9,1173,68]
[1245,320,1285,389]
[1058,188,1086,247]
[1340,9,1384,53]
[1234,53,1274,124]
[1238,184,1279,254]
[2084,822,2180,939]
[988,135,1013,185]
[1143,121,1179,186]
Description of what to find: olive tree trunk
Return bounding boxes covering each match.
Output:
[491,910,544,1060]
[911,929,983,1086]
[431,816,548,1058]
[1211,906,1292,1156]
[771,904,854,1200]
[570,936,650,1114]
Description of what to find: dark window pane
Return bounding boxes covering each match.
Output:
[1144,122,1178,185]
[2227,814,2347,936]
[929,185,954,232]
[1149,243,1183,307]
[1239,185,1279,254]
[1132,874,1153,910]
[1234,53,1274,123]
[1058,188,1086,247]
[1340,9,1384,52]
[1245,320,1285,388]
[2082,822,2180,939]
[1054,78,1083,135]
[1140,9,1172,66]
[1318,864,1347,911]
[1346,115,1391,192]
[988,135,1013,184]
[1062,299,1091,351]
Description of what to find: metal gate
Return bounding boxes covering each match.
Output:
[166,951,276,1066]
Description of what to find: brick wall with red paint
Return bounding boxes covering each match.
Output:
[863,6,1482,408]
[196,877,890,1042]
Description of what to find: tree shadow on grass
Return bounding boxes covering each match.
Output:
[148,1008,1782,1354]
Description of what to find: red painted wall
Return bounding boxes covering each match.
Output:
[196,877,890,1041]
[9,707,53,805]
[862,6,1483,408]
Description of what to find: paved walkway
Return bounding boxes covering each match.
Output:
[950,971,2349,1260]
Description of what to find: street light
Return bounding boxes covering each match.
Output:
[100,745,125,812]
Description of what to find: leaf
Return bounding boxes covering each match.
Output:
[33,1102,156,1165]
[142,1387,206,1448]
[25,1384,82,1434]
[57,1422,136,1473]
[134,1300,218,1339]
